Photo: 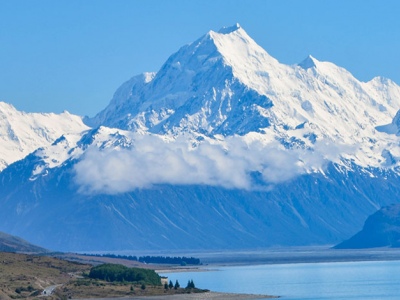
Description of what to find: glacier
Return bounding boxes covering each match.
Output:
[0,24,400,251]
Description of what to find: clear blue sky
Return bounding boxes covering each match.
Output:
[1,0,399,117]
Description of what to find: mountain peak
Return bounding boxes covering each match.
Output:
[369,76,393,86]
[218,23,241,34]
[0,101,18,112]
[298,55,319,69]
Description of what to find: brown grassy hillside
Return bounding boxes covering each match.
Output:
[0,252,208,299]
[0,252,90,299]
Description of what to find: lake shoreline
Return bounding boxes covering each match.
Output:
[154,246,400,273]
[75,291,279,299]
[160,260,400,299]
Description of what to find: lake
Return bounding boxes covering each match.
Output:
[160,260,400,299]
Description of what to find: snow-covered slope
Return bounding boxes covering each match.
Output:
[0,102,89,170]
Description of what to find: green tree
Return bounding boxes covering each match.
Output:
[141,284,146,290]
[186,279,195,289]
[168,280,174,289]
[164,283,169,290]
[174,280,180,290]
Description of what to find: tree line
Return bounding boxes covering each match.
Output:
[83,253,201,265]
[139,256,201,265]
[164,279,195,290]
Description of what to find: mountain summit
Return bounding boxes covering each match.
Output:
[217,23,241,34]
[298,55,318,69]
[87,24,279,135]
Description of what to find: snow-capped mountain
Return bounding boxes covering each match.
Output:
[87,23,400,169]
[1,24,400,251]
[0,102,88,170]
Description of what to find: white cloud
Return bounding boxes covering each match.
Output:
[73,134,331,195]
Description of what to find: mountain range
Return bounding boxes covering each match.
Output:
[1,24,400,251]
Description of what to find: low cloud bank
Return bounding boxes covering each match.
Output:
[74,135,335,194]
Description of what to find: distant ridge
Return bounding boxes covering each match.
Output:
[0,231,48,253]
[335,204,400,249]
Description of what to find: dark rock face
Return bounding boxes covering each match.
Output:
[335,204,400,249]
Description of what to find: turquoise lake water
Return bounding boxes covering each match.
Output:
[161,260,400,299]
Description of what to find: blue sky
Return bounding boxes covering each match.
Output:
[1,0,399,116]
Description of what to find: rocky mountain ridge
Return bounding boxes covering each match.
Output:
[0,102,88,170]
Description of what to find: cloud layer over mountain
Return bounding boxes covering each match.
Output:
[73,134,340,194]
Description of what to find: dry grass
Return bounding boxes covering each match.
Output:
[0,252,207,300]
[0,252,90,299]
